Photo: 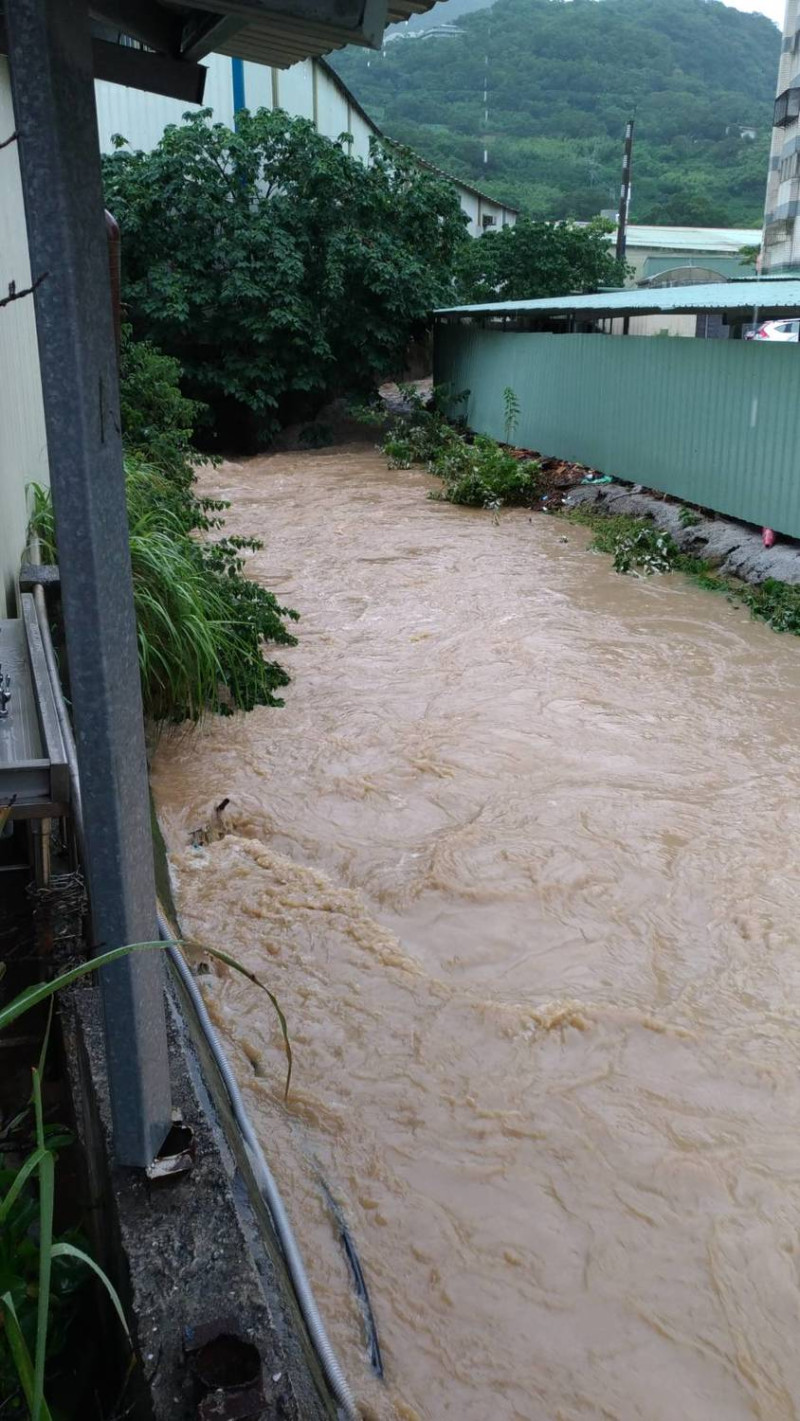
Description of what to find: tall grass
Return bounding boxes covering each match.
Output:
[1,941,291,1418]
[30,459,298,722]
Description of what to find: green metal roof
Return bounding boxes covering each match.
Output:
[436,280,800,321]
[640,255,753,282]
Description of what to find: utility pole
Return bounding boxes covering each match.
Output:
[616,116,635,264]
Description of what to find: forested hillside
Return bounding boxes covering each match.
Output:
[331,0,780,225]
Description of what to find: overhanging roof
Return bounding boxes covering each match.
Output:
[2,0,444,93]
[87,0,442,71]
[435,280,800,322]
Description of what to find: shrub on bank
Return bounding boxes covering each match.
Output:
[429,436,542,509]
[564,505,800,640]
[31,333,298,722]
[379,386,541,510]
[31,461,297,722]
[118,323,205,488]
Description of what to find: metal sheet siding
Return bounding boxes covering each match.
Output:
[95,52,235,151]
[435,325,800,539]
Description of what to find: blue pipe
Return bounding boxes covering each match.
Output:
[231,58,246,121]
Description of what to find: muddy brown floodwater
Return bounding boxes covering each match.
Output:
[152,445,800,1421]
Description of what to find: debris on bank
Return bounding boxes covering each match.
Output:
[510,448,596,509]
[565,482,800,588]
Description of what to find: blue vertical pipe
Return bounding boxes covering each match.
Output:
[231,57,246,123]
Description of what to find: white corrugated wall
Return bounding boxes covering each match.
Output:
[0,58,49,617]
[93,54,517,230]
[95,52,235,150]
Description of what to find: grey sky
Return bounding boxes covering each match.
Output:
[722,0,783,25]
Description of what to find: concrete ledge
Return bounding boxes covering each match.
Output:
[567,484,800,586]
[60,965,335,1421]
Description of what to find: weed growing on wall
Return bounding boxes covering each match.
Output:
[502,386,520,447]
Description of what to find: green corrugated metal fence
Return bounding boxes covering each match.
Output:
[434,325,800,537]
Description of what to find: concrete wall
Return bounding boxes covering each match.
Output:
[94,53,517,235]
[0,58,49,617]
[435,322,800,538]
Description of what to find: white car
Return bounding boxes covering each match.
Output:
[747,318,800,341]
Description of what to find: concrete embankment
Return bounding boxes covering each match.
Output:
[567,482,800,585]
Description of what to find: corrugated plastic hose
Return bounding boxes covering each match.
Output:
[159,918,359,1421]
[31,580,359,1421]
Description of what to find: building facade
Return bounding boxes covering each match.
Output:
[763,0,800,273]
[94,52,518,238]
[623,225,761,288]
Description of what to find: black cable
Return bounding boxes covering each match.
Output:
[320,1180,384,1380]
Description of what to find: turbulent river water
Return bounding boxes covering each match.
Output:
[152,446,800,1421]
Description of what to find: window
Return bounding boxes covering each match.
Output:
[482,214,496,229]
[774,88,800,127]
[779,151,800,183]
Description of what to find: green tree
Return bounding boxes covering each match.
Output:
[455,217,629,304]
[118,323,204,486]
[103,109,467,445]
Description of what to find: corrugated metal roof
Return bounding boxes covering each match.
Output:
[625,224,762,253]
[219,4,445,66]
[89,1,446,72]
[436,280,800,320]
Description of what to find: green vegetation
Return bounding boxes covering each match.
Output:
[381,385,465,467]
[31,333,298,722]
[378,386,541,508]
[564,507,722,579]
[455,218,629,303]
[1,942,290,1420]
[1,1014,129,1421]
[332,0,780,227]
[31,459,297,722]
[103,109,467,446]
[743,579,800,636]
[118,324,205,487]
[502,386,520,446]
[678,505,702,529]
[430,436,541,509]
[564,507,800,639]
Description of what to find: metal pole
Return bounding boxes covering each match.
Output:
[616,117,634,264]
[6,0,172,1166]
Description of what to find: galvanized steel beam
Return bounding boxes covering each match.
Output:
[6,0,172,1166]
